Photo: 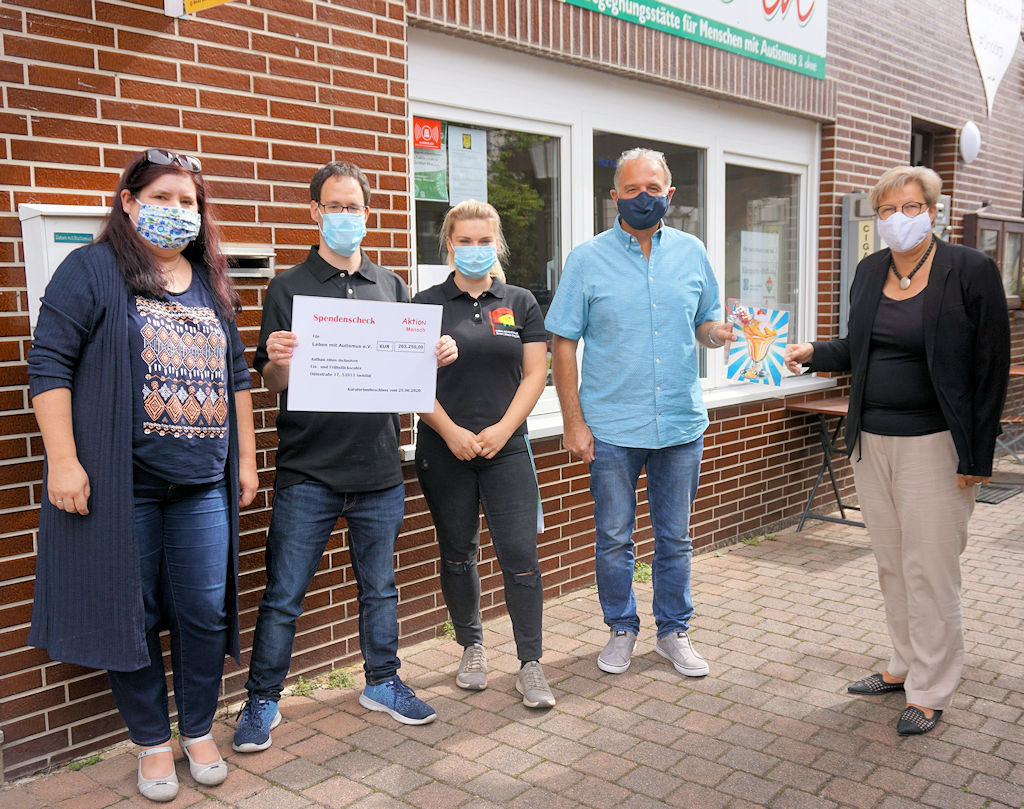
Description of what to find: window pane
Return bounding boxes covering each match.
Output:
[414,123,561,313]
[592,132,705,239]
[1005,232,1022,297]
[724,165,800,335]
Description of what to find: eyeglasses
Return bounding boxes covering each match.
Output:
[144,148,202,173]
[875,201,929,219]
[317,203,367,215]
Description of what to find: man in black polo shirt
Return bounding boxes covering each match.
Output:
[234,162,456,753]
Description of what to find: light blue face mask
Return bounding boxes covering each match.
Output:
[453,244,496,279]
[320,211,366,257]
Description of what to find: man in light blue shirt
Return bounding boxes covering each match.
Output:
[547,148,733,678]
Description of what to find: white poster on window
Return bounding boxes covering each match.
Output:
[447,126,488,205]
[739,230,779,307]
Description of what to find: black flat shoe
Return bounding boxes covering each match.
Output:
[847,673,905,695]
[897,706,941,736]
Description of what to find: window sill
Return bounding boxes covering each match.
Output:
[399,377,836,459]
[703,374,836,411]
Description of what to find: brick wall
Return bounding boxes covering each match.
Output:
[0,0,418,778]
[2,0,1023,779]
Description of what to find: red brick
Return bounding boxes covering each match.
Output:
[199,135,270,159]
[180,110,253,136]
[317,5,375,31]
[330,68,389,94]
[260,0,316,18]
[267,12,330,43]
[0,165,31,186]
[117,29,193,61]
[196,43,266,73]
[269,100,331,125]
[203,179,271,201]
[97,49,177,80]
[120,78,197,107]
[34,167,121,192]
[10,140,101,166]
[180,62,252,92]
[252,32,316,60]
[270,143,334,165]
[94,1,170,32]
[25,11,113,45]
[6,87,96,117]
[177,16,249,47]
[317,45,375,73]
[118,127,198,153]
[254,119,318,143]
[0,111,30,136]
[99,99,179,127]
[31,117,116,143]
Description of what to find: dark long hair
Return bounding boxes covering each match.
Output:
[96,150,240,318]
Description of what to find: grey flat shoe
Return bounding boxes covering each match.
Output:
[137,745,178,803]
[181,733,227,786]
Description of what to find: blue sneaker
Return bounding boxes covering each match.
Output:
[232,696,281,752]
[358,675,436,725]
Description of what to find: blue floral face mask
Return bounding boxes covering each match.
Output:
[452,245,496,279]
[134,203,202,249]
[320,212,367,257]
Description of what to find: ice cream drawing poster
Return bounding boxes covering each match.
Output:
[726,301,789,386]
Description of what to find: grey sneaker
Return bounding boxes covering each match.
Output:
[597,629,637,674]
[456,643,487,690]
[516,661,556,708]
[655,631,710,677]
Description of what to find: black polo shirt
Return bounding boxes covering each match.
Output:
[413,272,546,435]
[255,247,410,493]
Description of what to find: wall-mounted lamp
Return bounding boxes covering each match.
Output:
[960,121,981,163]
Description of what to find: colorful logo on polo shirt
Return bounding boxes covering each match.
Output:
[489,307,519,337]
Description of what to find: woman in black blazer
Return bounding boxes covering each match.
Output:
[785,166,1010,736]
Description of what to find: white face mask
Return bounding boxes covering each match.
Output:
[877,210,932,253]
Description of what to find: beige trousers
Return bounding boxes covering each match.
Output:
[852,430,975,710]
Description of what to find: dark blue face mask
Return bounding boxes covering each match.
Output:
[616,191,669,230]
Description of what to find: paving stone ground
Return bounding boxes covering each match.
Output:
[4,463,1023,809]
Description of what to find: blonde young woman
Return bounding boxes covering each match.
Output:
[785,166,1009,735]
[414,200,554,707]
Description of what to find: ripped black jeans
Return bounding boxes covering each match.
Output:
[415,425,543,661]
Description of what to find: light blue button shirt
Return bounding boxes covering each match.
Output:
[546,219,720,449]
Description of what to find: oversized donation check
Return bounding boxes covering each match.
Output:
[287,295,442,413]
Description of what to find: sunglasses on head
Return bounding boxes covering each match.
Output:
[144,148,202,173]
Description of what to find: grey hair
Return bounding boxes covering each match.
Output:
[869,166,942,209]
[613,148,672,191]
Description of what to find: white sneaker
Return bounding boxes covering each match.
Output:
[655,631,710,677]
[516,661,556,708]
[456,643,487,690]
[597,629,637,674]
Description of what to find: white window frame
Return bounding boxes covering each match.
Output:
[408,30,833,440]
[407,102,572,431]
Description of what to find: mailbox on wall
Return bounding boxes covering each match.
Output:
[19,203,278,331]
[19,203,109,330]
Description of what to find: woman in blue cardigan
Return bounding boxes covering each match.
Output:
[28,150,258,801]
[785,166,1010,736]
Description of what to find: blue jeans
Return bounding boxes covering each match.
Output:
[245,480,405,697]
[107,467,230,746]
[588,436,703,638]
